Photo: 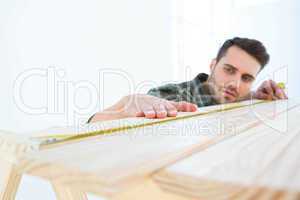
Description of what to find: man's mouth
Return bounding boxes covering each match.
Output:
[223,89,237,99]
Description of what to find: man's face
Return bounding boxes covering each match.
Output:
[208,46,261,103]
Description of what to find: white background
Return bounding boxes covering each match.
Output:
[0,0,299,199]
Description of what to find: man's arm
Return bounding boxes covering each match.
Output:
[88,94,197,123]
[88,99,126,123]
[147,83,183,102]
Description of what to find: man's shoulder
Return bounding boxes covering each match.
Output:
[147,82,183,99]
[147,73,209,100]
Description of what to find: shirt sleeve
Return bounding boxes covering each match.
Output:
[147,81,216,107]
[147,83,187,102]
[147,84,180,101]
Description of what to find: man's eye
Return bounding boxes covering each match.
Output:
[224,67,235,74]
[242,76,253,83]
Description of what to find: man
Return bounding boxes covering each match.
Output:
[89,37,287,123]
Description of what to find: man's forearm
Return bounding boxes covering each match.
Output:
[88,96,127,123]
[88,111,125,123]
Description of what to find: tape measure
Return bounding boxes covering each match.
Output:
[36,99,268,147]
[277,82,285,90]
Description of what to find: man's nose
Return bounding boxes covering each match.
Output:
[226,77,240,90]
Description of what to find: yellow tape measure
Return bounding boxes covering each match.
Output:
[277,82,285,90]
[36,100,267,147]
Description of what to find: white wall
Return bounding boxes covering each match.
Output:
[0,0,173,133]
[0,0,172,199]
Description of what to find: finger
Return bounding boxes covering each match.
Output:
[142,106,156,118]
[277,83,288,99]
[270,80,278,91]
[172,101,197,112]
[263,80,274,96]
[164,102,178,117]
[269,80,287,99]
[269,80,278,98]
[153,104,168,118]
[258,81,275,100]
[136,111,145,117]
[275,87,285,99]
[256,92,269,100]
[270,80,287,99]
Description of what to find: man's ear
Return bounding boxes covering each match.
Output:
[209,59,217,73]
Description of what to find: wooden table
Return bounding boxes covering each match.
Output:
[1,99,300,200]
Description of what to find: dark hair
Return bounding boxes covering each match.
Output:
[216,37,270,70]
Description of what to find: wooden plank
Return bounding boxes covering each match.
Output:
[52,181,88,200]
[17,100,270,194]
[154,100,300,199]
[110,179,191,200]
[0,130,41,200]
[0,160,21,200]
[34,100,265,147]
[8,99,298,199]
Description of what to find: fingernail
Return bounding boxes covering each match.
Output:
[145,111,155,115]
[169,110,177,115]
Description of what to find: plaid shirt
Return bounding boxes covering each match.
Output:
[88,73,217,123]
[147,73,218,107]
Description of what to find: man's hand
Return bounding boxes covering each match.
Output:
[119,94,197,118]
[253,80,287,100]
[89,94,198,122]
